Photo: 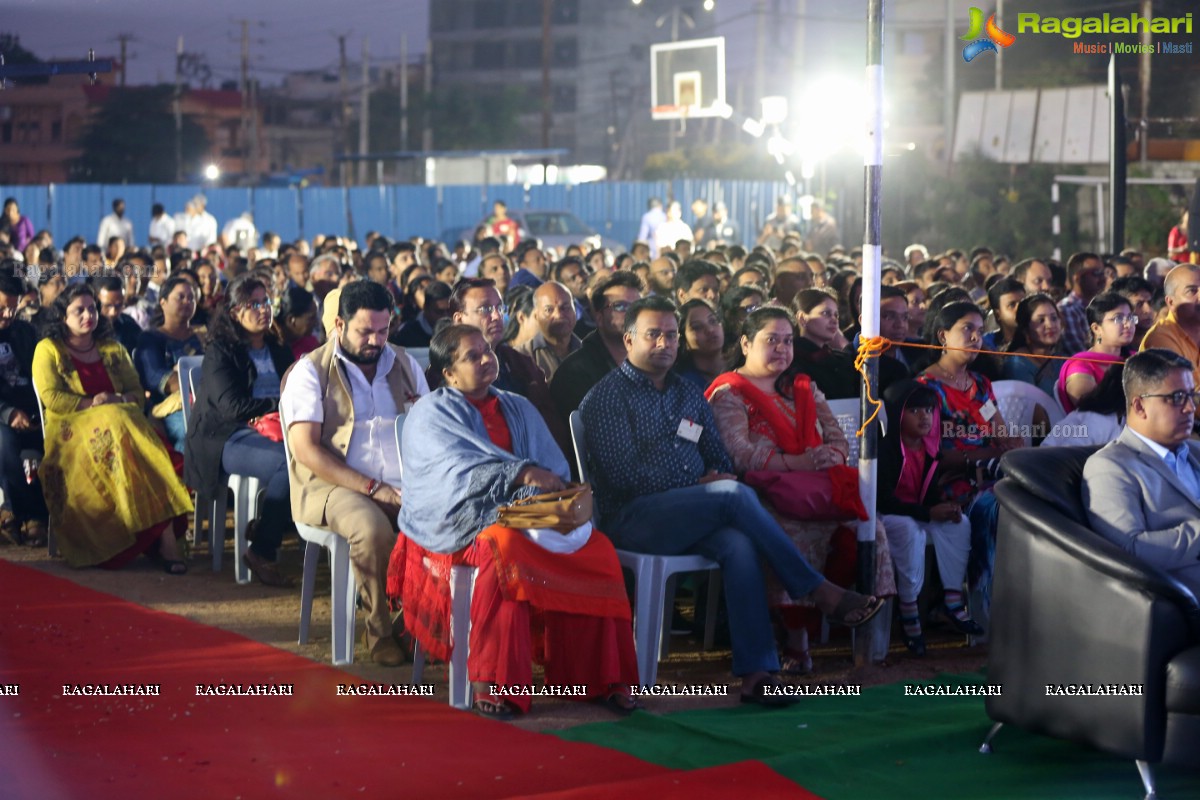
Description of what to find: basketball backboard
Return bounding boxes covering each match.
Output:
[650,37,726,121]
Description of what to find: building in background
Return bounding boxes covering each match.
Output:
[429,0,716,179]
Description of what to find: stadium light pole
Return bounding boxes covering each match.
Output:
[854,0,886,667]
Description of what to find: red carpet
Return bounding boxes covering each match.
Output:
[0,560,814,799]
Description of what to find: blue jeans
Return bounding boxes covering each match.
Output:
[222,428,291,560]
[0,425,47,523]
[605,480,825,676]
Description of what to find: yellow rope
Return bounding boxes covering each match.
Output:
[849,336,1127,439]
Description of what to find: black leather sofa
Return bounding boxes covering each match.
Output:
[984,446,1200,798]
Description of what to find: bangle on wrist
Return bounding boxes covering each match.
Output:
[365,478,380,497]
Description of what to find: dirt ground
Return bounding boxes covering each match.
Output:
[2,527,988,733]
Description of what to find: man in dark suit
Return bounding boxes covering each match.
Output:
[1083,348,1200,594]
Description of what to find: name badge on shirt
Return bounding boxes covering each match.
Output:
[677,418,703,443]
[979,399,998,421]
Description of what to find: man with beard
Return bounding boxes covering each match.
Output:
[432,277,569,452]
[647,255,678,298]
[281,281,429,667]
[515,281,580,381]
[1141,265,1200,391]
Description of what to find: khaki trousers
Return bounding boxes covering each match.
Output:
[322,487,398,648]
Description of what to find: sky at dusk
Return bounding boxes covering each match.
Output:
[9,0,430,86]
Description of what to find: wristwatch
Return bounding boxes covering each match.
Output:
[365,478,381,497]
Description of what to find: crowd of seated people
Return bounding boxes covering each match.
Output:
[3,199,1199,721]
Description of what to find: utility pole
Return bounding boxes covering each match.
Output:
[337,32,351,185]
[238,19,251,184]
[540,0,553,154]
[421,39,433,152]
[994,0,1004,90]
[115,33,134,86]
[399,33,409,152]
[1138,0,1152,163]
[174,35,184,183]
[753,0,767,112]
[943,0,956,162]
[359,37,370,186]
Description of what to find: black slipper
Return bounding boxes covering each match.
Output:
[472,696,519,721]
[739,675,799,708]
[163,559,188,576]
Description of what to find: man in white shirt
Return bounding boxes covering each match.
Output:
[223,212,258,254]
[186,195,219,252]
[281,281,429,667]
[97,198,134,249]
[654,201,692,255]
[148,203,176,247]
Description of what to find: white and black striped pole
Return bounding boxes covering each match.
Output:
[854,0,885,665]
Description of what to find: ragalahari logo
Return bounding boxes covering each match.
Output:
[961,7,1016,62]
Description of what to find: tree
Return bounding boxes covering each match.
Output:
[72,86,208,183]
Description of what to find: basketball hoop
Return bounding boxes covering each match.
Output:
[650,37,725,122]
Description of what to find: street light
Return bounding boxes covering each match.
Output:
[204,163,220,182]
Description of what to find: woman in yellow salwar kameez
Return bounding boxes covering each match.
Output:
[32,283,193,572]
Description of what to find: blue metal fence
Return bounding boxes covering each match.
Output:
[4,181,795,252]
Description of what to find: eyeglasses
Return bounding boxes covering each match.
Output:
[1106,314,1138,326]
[634,328,679,344]
[1139,390,1200,408]
[238,300,271,312]
[738,303,760,314]
[608,301,633,313]
[470,303,507,317]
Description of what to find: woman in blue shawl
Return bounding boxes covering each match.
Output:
[394,324,638,720]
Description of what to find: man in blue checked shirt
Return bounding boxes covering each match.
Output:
[579,295,884,706]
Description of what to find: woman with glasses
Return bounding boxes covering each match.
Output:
[31,283,192,571]
[675,299,728,391]
[184,276,295,586]
[1058,291,1136,412]
[135,275,204,453]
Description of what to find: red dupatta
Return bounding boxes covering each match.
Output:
[706,371,867,521]
[705,371,823,454]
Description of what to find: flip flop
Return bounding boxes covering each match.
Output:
[472,696,519,721]
[828,591,885,628]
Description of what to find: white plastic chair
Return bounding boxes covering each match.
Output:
[568,410,721,688]
[178,356,263,580]
[282,406,359,666]
[396,413,476,709]
[990,380,1064,446]
[405,347,431,371]
[28,379,57,557]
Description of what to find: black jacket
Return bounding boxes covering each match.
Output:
[549,330,619,426]
[183,337,294,497]
[0,319,39,426]
[877,379,954,522]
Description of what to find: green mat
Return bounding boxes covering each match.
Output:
[555,673,1197,799]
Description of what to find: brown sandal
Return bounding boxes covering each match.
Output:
[828,592,885,628]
